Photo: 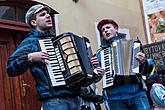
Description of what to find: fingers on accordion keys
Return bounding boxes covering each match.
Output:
[95,67,105,75]
[44,59,49,64]
[91,55,99,68]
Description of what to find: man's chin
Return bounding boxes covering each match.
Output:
[47,25,53,29]
[107,36,114,40]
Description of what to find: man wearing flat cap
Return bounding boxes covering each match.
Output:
[7,4,82,110]
[91,18,153,110]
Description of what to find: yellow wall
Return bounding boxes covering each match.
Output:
[36,0,147,51]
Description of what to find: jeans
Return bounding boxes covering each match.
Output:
[42,97,81,110]
[108,94,151,110]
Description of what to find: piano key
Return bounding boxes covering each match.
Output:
[51,64,60,67]
[52,72,63,76]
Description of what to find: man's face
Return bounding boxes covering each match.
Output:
[101,23,118,40]
[33,10,53,32]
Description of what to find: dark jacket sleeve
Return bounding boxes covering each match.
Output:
[7,38,35,76]
[140,59,155,76]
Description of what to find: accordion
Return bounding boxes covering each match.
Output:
[101,38,141,88]
[39,32,95,87]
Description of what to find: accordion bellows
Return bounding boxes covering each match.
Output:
[100,39,141,88]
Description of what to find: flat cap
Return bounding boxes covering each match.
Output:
[25,4,50,25]
[97,19,119,32]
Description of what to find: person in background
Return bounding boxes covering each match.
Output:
[143,59,157,108]
[91,18,154,110]
[150,65,165,110]
[6,4,82,110]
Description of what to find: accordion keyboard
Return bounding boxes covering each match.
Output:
[39,39,66,87]
[101,48,114,88]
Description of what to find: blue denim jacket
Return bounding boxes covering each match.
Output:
[7,29,81,100]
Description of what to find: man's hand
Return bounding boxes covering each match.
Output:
[91,56,99,68]
[28,51,49,64]
[94,67,105,75]
[136,52,146,64]
[91,56,105,75]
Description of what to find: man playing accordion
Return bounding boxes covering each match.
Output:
[91,18,154,110]
[6,3,104,110]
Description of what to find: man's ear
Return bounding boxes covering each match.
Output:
[31,20,37,27]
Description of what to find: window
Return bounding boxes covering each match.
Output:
[0,2,59,33]
[0,5,26,23]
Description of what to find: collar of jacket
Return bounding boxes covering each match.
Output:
[100,36,124,48]
[27,29,56,38]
